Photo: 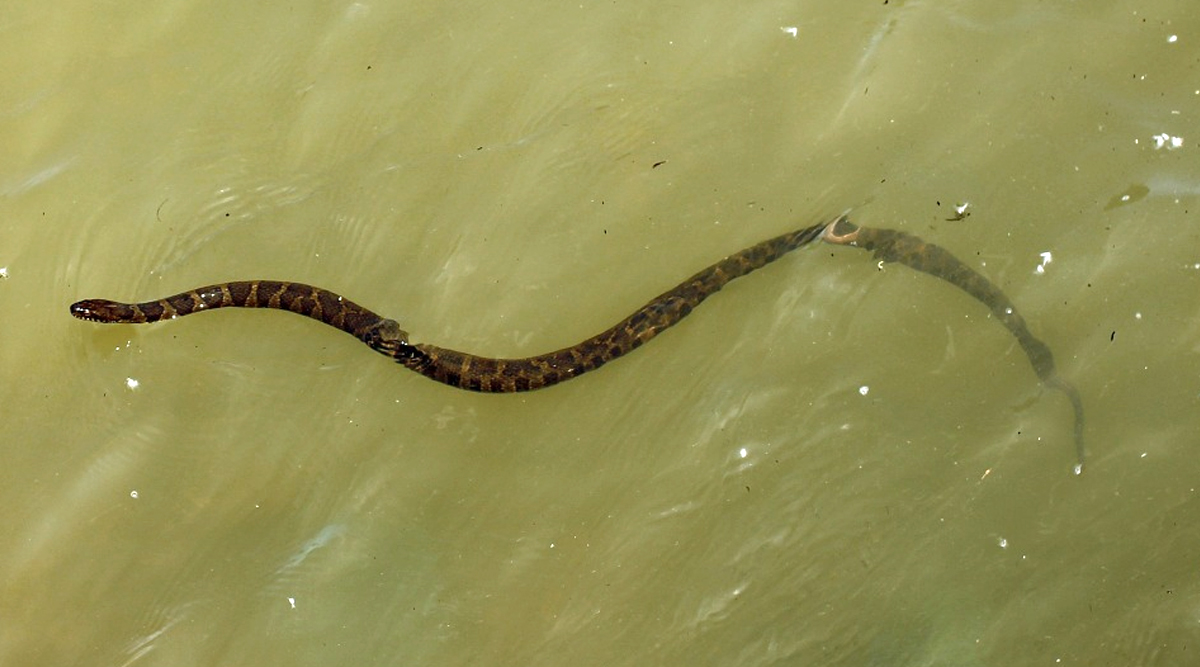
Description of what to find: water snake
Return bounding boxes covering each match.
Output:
[70,215,1084,471]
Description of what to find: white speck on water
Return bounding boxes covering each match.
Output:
[125,377,140,390]
[1135,312,1143,320]
[1034,251,1052,275]
[130,490,138,499]
[1168,34,1178,43]
[287,597,296,609]
[998,537,1008,549]
[780,26,798,38]
[0,267,8,279]
[739,447,748,459]
[858,385,869,396]
[1152,133,1183,149]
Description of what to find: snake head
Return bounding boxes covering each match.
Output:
[70,299,136,322]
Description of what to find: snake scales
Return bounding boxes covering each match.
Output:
[70,215,1085,471]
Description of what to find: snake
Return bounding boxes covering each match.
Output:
[70,214,1085,471]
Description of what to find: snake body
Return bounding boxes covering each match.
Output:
[70,221,829,392]
[70,215,1084,469]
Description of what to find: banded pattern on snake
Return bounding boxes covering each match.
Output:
[70,215,1085,471]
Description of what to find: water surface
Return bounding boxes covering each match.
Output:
[1,1,1198,665]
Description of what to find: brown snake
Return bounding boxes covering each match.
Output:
[70,215,1085,471]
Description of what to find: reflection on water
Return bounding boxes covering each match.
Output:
[2,0,1199,665]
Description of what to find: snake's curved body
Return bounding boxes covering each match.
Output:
[70,215,1084,470]
[70,222,828,392]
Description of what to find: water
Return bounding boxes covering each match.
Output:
[1,1,1198,664]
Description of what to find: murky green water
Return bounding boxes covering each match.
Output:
[2,1,1198,665]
